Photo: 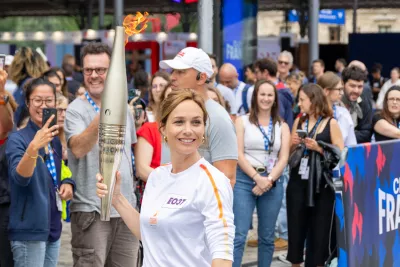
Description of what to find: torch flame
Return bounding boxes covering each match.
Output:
[123,12,149,44]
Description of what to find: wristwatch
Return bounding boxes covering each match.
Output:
[0,95,9,105]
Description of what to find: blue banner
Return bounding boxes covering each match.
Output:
[289,9,345,25]
[336,141,400,266]
[222,0,257,81]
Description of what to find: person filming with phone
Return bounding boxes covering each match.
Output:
[5,77,75,267]
[286,84,343,267]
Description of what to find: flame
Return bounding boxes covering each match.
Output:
[123,12,149,44]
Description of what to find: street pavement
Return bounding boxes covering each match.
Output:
[58,221,292,267]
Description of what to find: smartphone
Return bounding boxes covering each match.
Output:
[42,108,58,128]
[0,54,5,70]
[296,129,307,139]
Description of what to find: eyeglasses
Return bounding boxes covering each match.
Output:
[83,68,108,76]
[30,98,55,107]
[278,60,290,66]
[388,97,400,103]
[57,108,67,114]
[330,87,344,92]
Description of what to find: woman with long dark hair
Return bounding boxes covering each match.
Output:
[287,84,344,267]
[372,86,400,141]
[233,80,291,266]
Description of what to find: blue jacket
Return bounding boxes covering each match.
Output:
[6,120,75,241]
[278,88,295,130]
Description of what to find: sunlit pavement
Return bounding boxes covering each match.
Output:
[58,221,291,267]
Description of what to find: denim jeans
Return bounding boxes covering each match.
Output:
[275,166,289,240]
[11,239,60,267]
[233,167,283,267]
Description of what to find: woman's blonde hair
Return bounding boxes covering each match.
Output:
[158,89,208,130]
[9,47,49,85]
[56,92,68,107]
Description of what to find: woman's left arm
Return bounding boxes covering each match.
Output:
[268,123,291,181]
[199,169,234,265]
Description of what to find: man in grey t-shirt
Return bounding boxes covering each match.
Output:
[159,47,238,187]
[64,43,138,267]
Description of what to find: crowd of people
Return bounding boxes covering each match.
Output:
[0,41,399,267]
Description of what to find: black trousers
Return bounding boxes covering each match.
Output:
[286,175,336,266]
[0,204,13,267]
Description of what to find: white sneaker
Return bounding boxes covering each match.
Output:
[278,254,291,265]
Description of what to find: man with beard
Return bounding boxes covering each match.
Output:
[342,66,373,143]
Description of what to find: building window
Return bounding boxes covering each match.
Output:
[329,26,341,43]
[378,25,391,33]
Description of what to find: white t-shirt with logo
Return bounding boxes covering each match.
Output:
[140,158,234,267]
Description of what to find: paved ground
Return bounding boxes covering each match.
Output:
[58,221,292,267]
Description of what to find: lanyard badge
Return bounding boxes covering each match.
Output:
[257,116,274,154]
[45,144,62,211]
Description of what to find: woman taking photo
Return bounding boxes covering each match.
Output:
[6,78,75,267]
[287,84,344,267]
[233,80,290,267]
[97,89,234,266]
[146,71,170,122]
[372,86,400,141]
[317,71,357,146]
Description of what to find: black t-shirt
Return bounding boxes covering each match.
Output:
[372,113,398,142]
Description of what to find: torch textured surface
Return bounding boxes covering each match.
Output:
[99,26,128,221]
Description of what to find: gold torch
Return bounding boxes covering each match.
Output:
[99,12,149,221]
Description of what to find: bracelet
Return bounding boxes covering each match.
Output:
[25,151,44,165]
[251,172,258,180]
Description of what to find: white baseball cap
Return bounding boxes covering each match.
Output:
[159,47,213,78]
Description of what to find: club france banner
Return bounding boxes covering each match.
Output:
[336,140,400,267]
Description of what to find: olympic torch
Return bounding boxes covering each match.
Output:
[99,25,127,221]
[99,13,149,221]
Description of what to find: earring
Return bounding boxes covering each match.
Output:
[164,136,168,142]
[202,136,205,143]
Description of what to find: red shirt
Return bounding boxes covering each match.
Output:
[136,122,161,168]
[0,138,7,146]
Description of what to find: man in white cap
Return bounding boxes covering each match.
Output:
[4,55,17,94]
[159,47,238,186]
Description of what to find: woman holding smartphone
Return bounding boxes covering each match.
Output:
[6,78,75,267]
[287,84,343,267]
[97,89,234,267]
[233,80,290,267]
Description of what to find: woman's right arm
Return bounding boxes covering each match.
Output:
[134,137,155,182]
[235,117,257,179]
[97,172,141,240]
[374,119,400,139]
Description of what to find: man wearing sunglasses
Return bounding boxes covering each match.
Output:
[64,43,139,267]
[277,51,293,83]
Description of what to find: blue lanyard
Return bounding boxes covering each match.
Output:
[304,116,322,156]
[393,119,400,129]
[333,105,337,120]
[85,91,136,168]
[257,117,274,153]
[85,92,100,113]
[45,144,58,191]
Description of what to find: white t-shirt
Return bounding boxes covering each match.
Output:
[234,81,254,115]
[140,158,235,267]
